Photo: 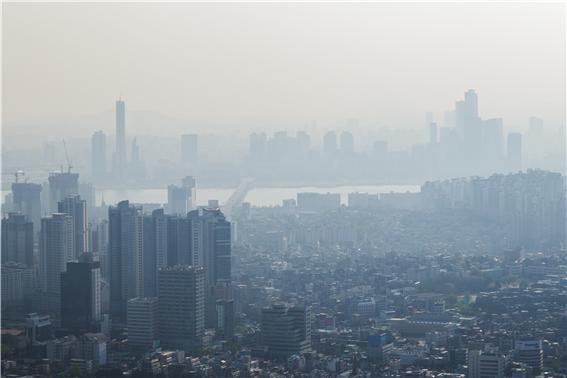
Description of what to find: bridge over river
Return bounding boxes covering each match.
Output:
[221,178,254,219]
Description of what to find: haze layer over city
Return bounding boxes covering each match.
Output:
[1,2,566,378]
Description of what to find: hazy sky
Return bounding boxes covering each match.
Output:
[3,2,565,132]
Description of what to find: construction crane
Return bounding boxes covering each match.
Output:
[62,140,73,173]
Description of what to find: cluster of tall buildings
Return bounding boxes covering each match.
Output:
[90,99,199,186]
[3,154,232,357]
[3,205,232,350]
[421,169,566,248]
[118,204,232,352]
[245,90,549,183]
[90,99,147,184]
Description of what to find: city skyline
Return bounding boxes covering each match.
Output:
[3,3,565,134]
[1,2,566,377]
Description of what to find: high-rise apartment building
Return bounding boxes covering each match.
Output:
[142,209,169,297]
[11,182,42,233]
[58,195,88,257]
[2,213,34,266]
[39,213,74,319]
[187,208,231,328]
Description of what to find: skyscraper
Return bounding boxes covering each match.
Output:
[115,99,126,177]
[158,265,204,353]
[464,89,479,122]
[48,172,79,214]
[507,132,523,172]
[60,259,101,334]
[91,130,107,181]
[58,195,88,258]
[2,213,34,267]
[187,208,231,328]
[109,200,143,323]
[11,182,42,233]
[181,134,198,166]
[39,213,74,319]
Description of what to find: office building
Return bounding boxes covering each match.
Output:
[11,182,42,232]
[2,213,34,266]
[514,339,543,373]
[48,171,79,214]
[127,297,158,351]
[109,200,144,323]
[61,259,101,334]
[115,99,126,177]
[158,265,204,353]
[261,304,312,358]
[468,350,505,378]
[187,208,231,328]
[91,130,107,180]
[39,213,74,319]
[58,195,88,257]
[181,134,198,165]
